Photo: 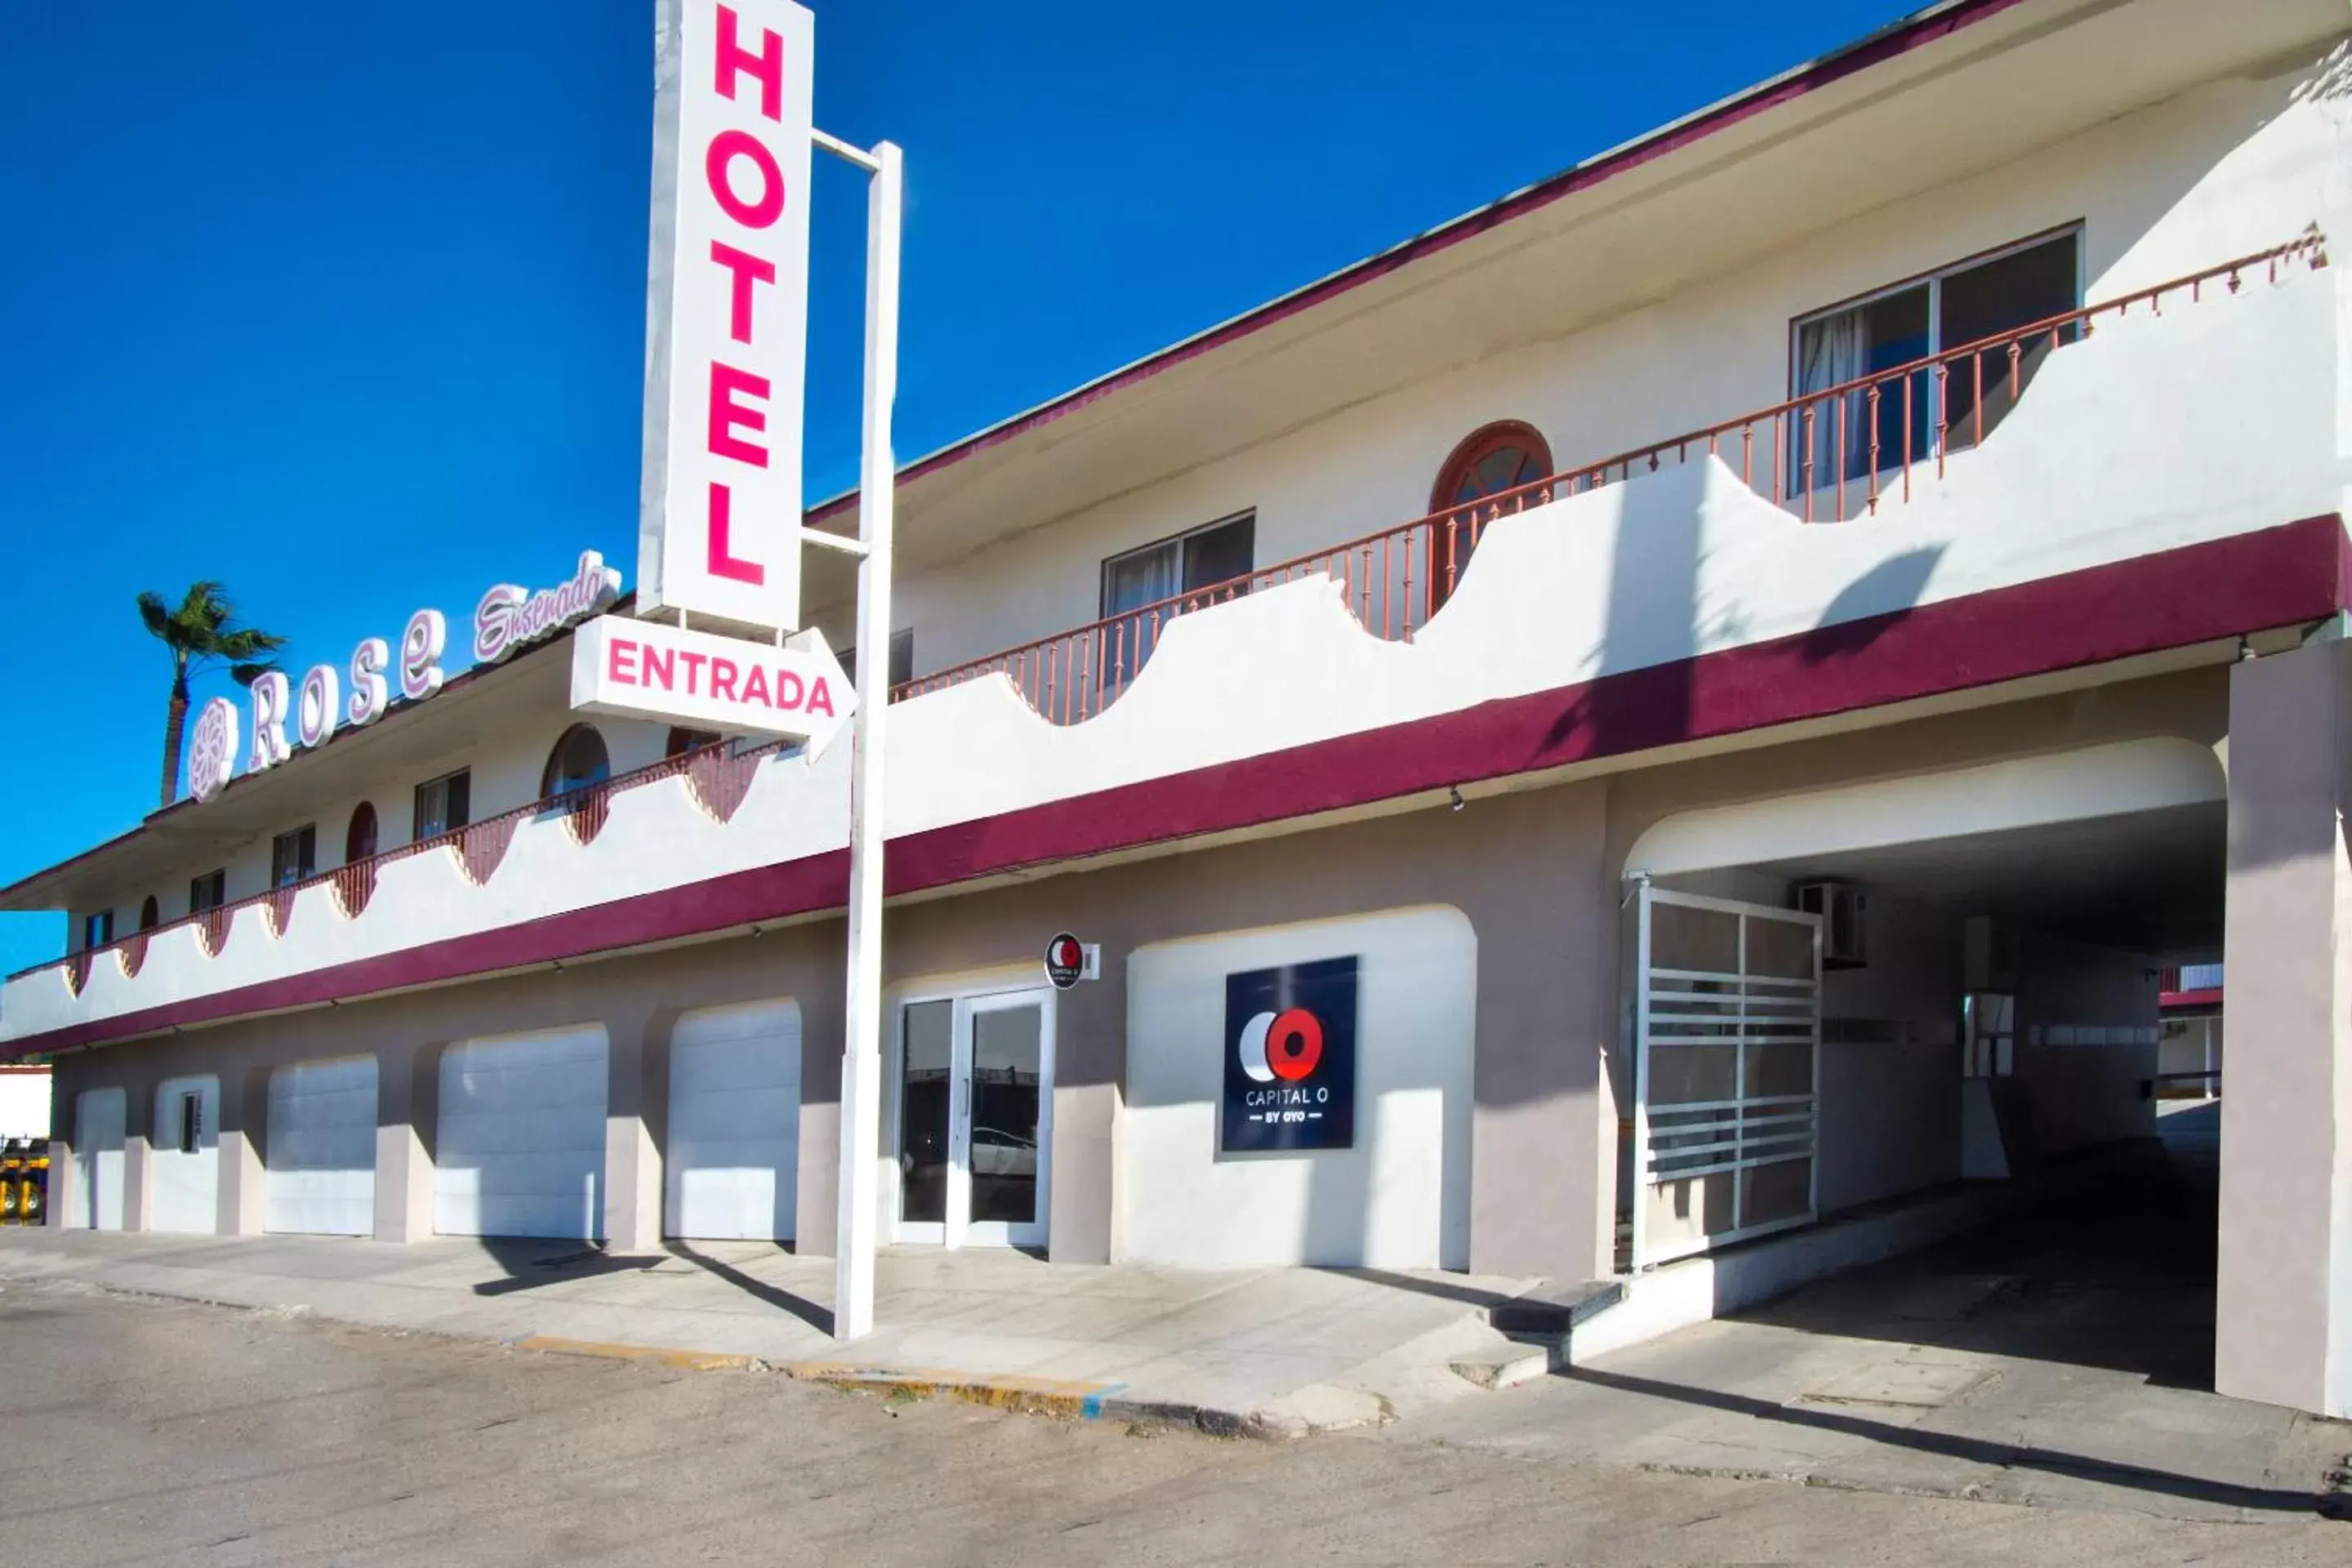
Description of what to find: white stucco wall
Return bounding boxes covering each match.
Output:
[845,58,2346,679]
[1120,906,1476,1270]
[149,1073,220,1235]
[1816,892,1966,1212]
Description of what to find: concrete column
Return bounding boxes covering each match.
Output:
[795,967,848,1258]
[216,1066,270,1237]
[1048,964,1122,1266]
[120,1074,155,1233]
[1468,782,1614,1282]
[2216,639,2352,1415]
[604,1011,667,1254]
[373,1041,439,1244]
[46,1064,79,1231]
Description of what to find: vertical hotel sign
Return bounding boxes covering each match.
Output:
[639,0,816,632]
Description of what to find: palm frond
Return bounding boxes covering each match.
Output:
[136,590,172,640]
[216,627,290,660]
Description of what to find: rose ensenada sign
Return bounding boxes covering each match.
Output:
[637,0,817,635]
[184,553,622,804]
[473,554,627,664]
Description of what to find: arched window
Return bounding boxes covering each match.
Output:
[345,801,379,865]
[1428,421,1553,611]
[139,896,160,932]
[541,724,612,800]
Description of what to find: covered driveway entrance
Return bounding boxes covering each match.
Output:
[1615,736,2228,1381]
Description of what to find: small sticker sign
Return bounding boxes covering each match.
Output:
[1044,933,1085,991]
[1221,956,1358,1153]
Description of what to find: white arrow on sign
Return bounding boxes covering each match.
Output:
[569,614,858,754]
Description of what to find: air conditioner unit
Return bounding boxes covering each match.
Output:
[1796,880,1867,969]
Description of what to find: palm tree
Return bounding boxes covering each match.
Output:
[137,581,289,808]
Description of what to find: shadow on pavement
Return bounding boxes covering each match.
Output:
[470,1238,661,1298]
[1328,1267,1521,1310]
[1557,1361,2332,1518]
[665,1242,834,1337]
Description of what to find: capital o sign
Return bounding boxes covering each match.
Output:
[1221,957,1359,1154]
[639,0,816,634]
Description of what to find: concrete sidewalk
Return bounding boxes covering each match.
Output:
[0,1229,1536,1437]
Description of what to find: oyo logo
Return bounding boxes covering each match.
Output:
[1236,1008,1325,1084]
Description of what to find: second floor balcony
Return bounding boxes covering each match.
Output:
[2,229,2340,1052]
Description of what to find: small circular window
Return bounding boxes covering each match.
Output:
[541,724,612,800]
[345,801,379,864]
[1428,421,1553,610]
[1433,421,1552,513]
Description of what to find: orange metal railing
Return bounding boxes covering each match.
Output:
[27,736,785,989]
[14,234,2326,991]
[893,234,2325,727]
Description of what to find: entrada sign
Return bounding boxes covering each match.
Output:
[569,613,853,751]
[185,552,622,804]
[1221,956,1360,1154]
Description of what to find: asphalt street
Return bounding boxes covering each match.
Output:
[2,1281,2346,1567]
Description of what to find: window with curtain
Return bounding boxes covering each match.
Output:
[188,869,226,915]
[413,769,471,840]
[270,824,318,888]
[1098,511,1254,690]
[1789,228,2080,499]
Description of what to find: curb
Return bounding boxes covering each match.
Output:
[5,1267,1391,1441]
[511,1334,758,1373]
[778,1360,1361,1441]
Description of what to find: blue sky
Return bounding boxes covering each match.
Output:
[0,0,1907,975]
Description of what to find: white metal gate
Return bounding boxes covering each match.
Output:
[1631,884,1822,1269]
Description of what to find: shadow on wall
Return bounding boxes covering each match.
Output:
[1799,547,1947,665]
[1549,459,1708,761]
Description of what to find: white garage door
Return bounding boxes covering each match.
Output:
[265,1056,378,1236]
[74,1088,125,1232]
[435,1027,608,1240]
[150,1075,220,1234]
[666,1000,800,1241]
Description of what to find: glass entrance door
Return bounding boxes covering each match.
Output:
[894,987,1054,1249]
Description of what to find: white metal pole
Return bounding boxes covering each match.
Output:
[834,139,902,1343]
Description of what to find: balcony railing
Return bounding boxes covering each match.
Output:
[20,736,784,993]
[891,233,2327,727]
[6,234,2324,1000]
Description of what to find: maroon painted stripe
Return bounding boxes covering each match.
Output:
[10,514,2341,1060]
[806,0,2034,527]
[2160,988,2224,1009]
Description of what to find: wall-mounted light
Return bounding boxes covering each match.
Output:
[1450,786,1466,813]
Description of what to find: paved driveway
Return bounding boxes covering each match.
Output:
[1412,1104,2352,1524]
